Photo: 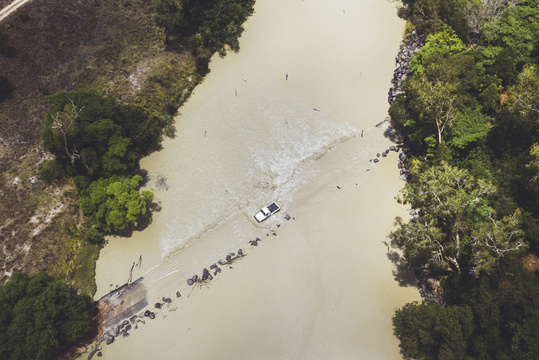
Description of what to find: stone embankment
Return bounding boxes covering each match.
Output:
[387,31,445,305]
[386,31,426,184]
[388,31,425,105]
[387,32,425,183]
[75,214,295,359]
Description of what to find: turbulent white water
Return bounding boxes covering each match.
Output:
[95,1,420,358]
[157,97,358,259]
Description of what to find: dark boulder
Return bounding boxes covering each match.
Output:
[187,278,193,285]
[122,332,130,339]
[144,310,151,317]
[149,312,156,319]
[163,297,172,303]
[130,315,137,323]
[207,274,213,281]
[97,352,102,358]
[251,240,258,246]
[373,158,379,163]
[284,214,291,220]
[176,291,182,298]
[155,303,162,309]
[225,255,231,261]
[106,336,115,345]
[210,264,217,269]
[399,152,406,161]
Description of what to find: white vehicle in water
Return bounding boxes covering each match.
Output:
[254,202,280,222]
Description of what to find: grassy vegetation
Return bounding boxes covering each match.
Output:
[0,0,213,295]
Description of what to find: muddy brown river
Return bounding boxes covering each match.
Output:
[95,0,420,358]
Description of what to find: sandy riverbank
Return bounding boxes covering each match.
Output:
[94,0,420,358]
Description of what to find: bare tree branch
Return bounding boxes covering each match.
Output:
[51,99,84,166]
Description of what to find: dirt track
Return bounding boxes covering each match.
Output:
[0,0,31,22]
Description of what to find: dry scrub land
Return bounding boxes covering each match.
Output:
[0,0,199,294]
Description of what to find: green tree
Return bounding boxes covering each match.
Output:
[0,272,92,360]
[79,175,154,233]
[415,77,459,146]
[39,159,65,183]
[42,89,160,178]
[154,0,255,56]
[507,64,539,122]
[403,26,489,150]
[448,106,490,151]
[153,0,185,35]
[470,210,526,276]
[392,162,495,272]
[393,301,474,360]
[101,136,137,176]
[483,1,539,67]
[410,26,466,77]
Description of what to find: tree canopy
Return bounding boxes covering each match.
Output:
[0,272,92,360]
[390,162,525,275]
[78,175,154,233]
[395,259,539,360]
[42,89,161,178]
[391,1,539,358]
[153,0,255,57]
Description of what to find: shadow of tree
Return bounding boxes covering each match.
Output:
[384,216,417,287]
[383,124,400,142]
